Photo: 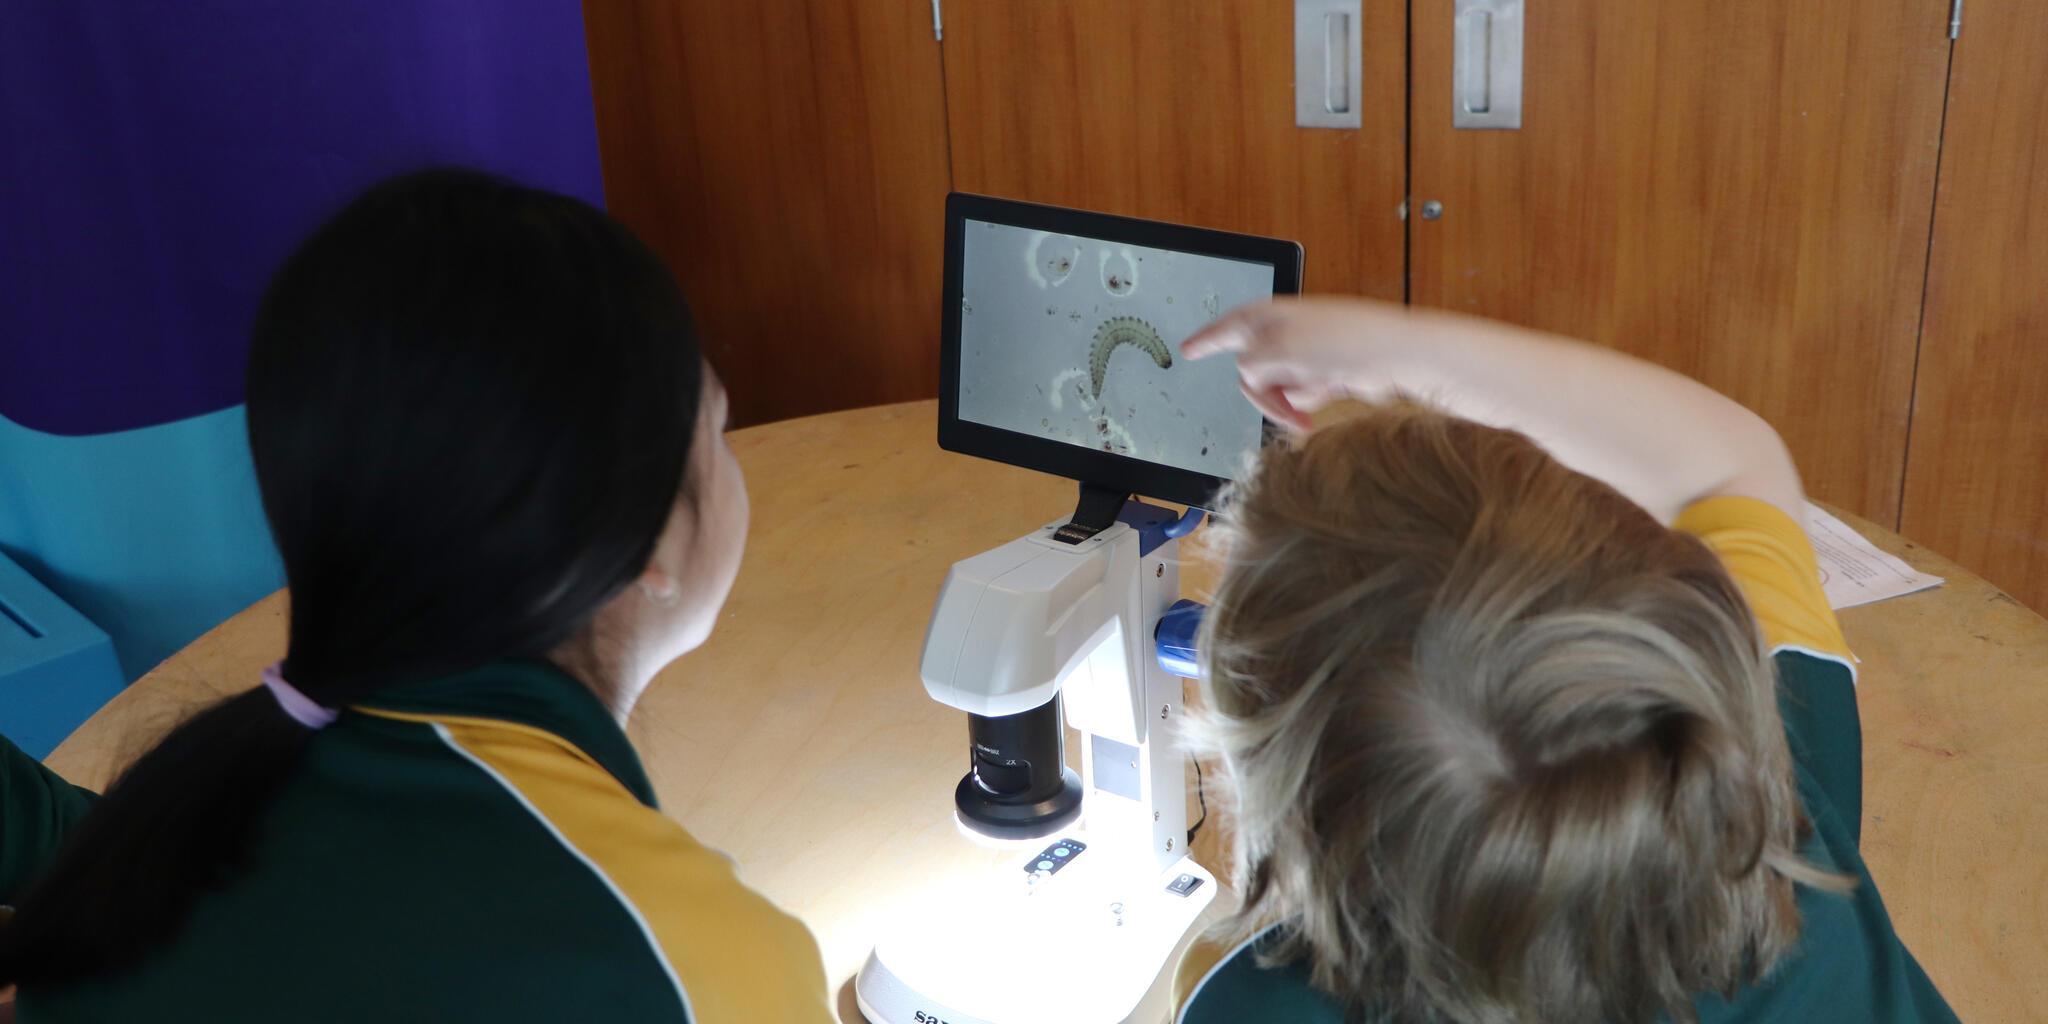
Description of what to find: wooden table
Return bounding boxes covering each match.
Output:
[48,400,2048,1022]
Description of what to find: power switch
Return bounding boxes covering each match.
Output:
[1166,873,1205,897]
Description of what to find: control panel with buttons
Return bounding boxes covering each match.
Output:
[1021,837,1087,878]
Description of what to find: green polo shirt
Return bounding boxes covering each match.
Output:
[2,660,831,1022]
[1176,498,1960,1024]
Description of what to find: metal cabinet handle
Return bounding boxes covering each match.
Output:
[1458,10,1492,113]
[1325,12,1351,113]
[1296,1,1362,129]
[1454,0,1523,129]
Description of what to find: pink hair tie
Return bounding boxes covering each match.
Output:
[261,662,338,730]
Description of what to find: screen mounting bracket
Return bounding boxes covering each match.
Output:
[1053,482,1130,545]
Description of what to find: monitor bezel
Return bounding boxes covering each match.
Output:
[940,192,1304,511]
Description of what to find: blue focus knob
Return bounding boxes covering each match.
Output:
[1154,599,1205,678]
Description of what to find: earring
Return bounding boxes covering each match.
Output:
[638,577,682,606]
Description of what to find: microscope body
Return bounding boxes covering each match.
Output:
[922,504,1193,868]
[856,501,1219,1024]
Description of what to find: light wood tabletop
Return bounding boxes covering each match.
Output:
[47,400,2048,1022]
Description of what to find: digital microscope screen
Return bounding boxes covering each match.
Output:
[954,221,1274,483]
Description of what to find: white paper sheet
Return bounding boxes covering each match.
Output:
[1803,502,1946,610]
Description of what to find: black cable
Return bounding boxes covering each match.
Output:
[1186,756,1208,845]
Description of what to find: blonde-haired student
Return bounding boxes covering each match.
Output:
[1172,299,1958,1024]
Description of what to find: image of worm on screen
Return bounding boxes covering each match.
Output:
[956,220,1273,481]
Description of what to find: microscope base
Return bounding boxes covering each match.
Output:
[855,838,1220,1024]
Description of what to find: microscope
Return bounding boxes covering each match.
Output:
[854,484,1218,1024]
[855,192,1301,1023]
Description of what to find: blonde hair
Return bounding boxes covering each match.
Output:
[1192,402,1847,1023]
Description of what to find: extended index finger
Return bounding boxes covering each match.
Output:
[1181,300,1287,361]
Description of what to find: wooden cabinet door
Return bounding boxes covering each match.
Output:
[1409,0,1953,521]
[940,0,1407,299]
[1901,3,2048,615]
[584,2,952,427]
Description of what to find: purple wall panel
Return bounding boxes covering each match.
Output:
[0,0,605,436]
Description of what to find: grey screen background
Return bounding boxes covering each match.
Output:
[957,220,1274,482]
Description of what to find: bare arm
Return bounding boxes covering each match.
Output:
[1184,298,1805,525]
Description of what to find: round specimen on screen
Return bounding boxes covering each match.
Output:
[1100,247,1138,296]
[1089,316,1172,399]
[1025,231,1081,288]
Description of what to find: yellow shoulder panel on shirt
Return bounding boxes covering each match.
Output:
[357,708,833,1023]
[1673,496,1852,662]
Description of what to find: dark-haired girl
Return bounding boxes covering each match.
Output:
[0,171,830,1021]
